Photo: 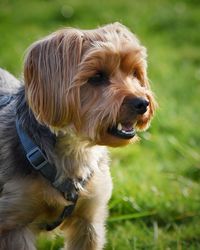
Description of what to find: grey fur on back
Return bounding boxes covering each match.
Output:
[0,69,26,185]
[0,68,21,92]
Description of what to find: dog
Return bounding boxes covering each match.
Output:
[0,22,156,250]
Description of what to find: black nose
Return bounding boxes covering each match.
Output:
[129,97,149,115]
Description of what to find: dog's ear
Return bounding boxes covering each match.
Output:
[24,29,83,128]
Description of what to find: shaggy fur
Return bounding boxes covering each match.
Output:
[0,22,156,250]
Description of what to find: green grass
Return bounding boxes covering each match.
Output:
[1,0,200,249]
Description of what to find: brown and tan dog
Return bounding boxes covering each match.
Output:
[0,22,156,250]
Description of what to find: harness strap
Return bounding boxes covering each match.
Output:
[16,119,57,183]
[15,118,79,230]
[42,204,75,231]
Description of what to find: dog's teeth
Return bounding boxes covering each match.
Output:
[117,123,122,131]
[122,130,131,135]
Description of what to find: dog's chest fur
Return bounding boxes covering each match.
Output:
[30,141,112,228]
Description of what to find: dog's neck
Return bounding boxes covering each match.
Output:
[16,87,106,182]
[55,132,107,182]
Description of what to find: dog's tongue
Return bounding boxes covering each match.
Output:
[122,122,133,132]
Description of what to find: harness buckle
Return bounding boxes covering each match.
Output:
[26,147,48,170]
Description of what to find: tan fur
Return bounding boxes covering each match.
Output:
[0,22,156,250]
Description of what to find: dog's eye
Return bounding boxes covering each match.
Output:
[133,69,138,78]
[88,72,108,86]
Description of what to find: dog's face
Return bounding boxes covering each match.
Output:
[24,23,156,147]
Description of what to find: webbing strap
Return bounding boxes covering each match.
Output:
[15,118,78,230]
[16,119,57,183]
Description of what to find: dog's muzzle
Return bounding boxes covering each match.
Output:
[107,97,149,139]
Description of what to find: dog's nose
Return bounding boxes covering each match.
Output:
[128,97,149,115]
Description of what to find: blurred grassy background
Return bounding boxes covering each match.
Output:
[1,0,200,249]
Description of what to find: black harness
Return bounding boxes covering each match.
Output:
[0,95,90,231]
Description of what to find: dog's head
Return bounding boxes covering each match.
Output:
[24,22,156,147]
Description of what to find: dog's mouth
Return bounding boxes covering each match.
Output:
[108,121,136,139]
